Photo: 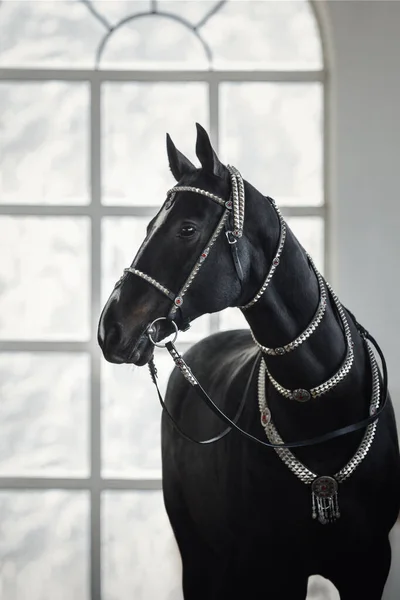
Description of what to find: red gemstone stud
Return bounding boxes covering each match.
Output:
[225,200,233,209]
[273,258,280,266]
[292,389,311,402]
[175,296,183,307]
[260,409,271,426]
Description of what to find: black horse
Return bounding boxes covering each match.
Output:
[98,124,400,599]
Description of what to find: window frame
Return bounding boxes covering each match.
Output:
[0,22,327,600]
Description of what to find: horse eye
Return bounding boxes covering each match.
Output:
[179,225,196,238]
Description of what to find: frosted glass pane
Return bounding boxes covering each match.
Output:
[0,0,103,68]
[287,216,324,274]
[0,353,89,477]
[102,491,182,600]
[219,308,249,332]
[220,83,323,206]
[0,491,89,600]
[159,1,220,26]
[0,217,90,340]
[102,350,173,478]
[0,83,89,205]
[101,216,211,340]
[202,0,322,70]
[92,1,150,24]
[102,216,150,304]
[102,83,208,205]
[100,15,208,69]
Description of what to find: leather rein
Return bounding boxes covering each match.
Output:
[119,167,389,450]
[147,315,389,449]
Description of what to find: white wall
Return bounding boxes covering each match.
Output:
[318,2,400,598]
[323,0,400,413]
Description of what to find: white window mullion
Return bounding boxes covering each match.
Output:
[0,68,325,83]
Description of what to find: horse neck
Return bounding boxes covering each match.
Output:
[240,191,370,439]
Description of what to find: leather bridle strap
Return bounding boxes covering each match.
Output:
[120,166,248,329]
[149,350,260,445]
[149,322,389,449]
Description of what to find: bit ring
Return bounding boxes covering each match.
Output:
[147,317,179,348]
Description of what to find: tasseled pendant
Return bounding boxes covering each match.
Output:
[311,476,340,524]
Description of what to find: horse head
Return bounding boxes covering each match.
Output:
[98,123,278,365]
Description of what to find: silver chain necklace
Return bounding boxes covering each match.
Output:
[251,255,327,356]
[122,166,380,526]
[240,198,286,310]
[264,280,354,402]
[258,339,381,524]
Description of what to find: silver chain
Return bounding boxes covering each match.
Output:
[258,339,380,485]
[123,268,173,299]
[227,165,245,238]
[170,209,230,312]
[264,280,354,400]
[166,186,231,210]
[251,256,327,356]
[240,198,287,310]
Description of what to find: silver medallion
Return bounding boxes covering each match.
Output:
[292,388,311,402]
[311,476,340,524]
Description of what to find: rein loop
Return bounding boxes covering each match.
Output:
[148,321,389,449]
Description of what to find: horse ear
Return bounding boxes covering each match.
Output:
[195,122,224,177]
[166,133,196,182]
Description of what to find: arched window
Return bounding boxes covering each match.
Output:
[0,2,325,598]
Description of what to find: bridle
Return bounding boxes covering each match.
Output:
[117,166,388,452]
[123,165,248,329]
[115,164,390,525]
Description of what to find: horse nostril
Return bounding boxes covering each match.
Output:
[104,322,123,354]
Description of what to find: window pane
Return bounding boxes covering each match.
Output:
[92,1,150,25]
[0,82,89,205]
[159,1,221,26]
[99,15,208,69]
[102,216,150,304]
[0,0,102,68]
[102,491,182,600]
[0,353,89,477]
[220,308,249,332]
[0,217,90,340]
[102,350,173,478]
[286,216,324,274]
[220,83,323,206]
[101,216,210,340]
[201,0,322,70]
[0,491,89,600]
[102,83,208,205]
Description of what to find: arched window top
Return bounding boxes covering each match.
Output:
[0,0,323,70]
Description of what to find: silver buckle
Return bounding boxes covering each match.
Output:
[225,231,238,245]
